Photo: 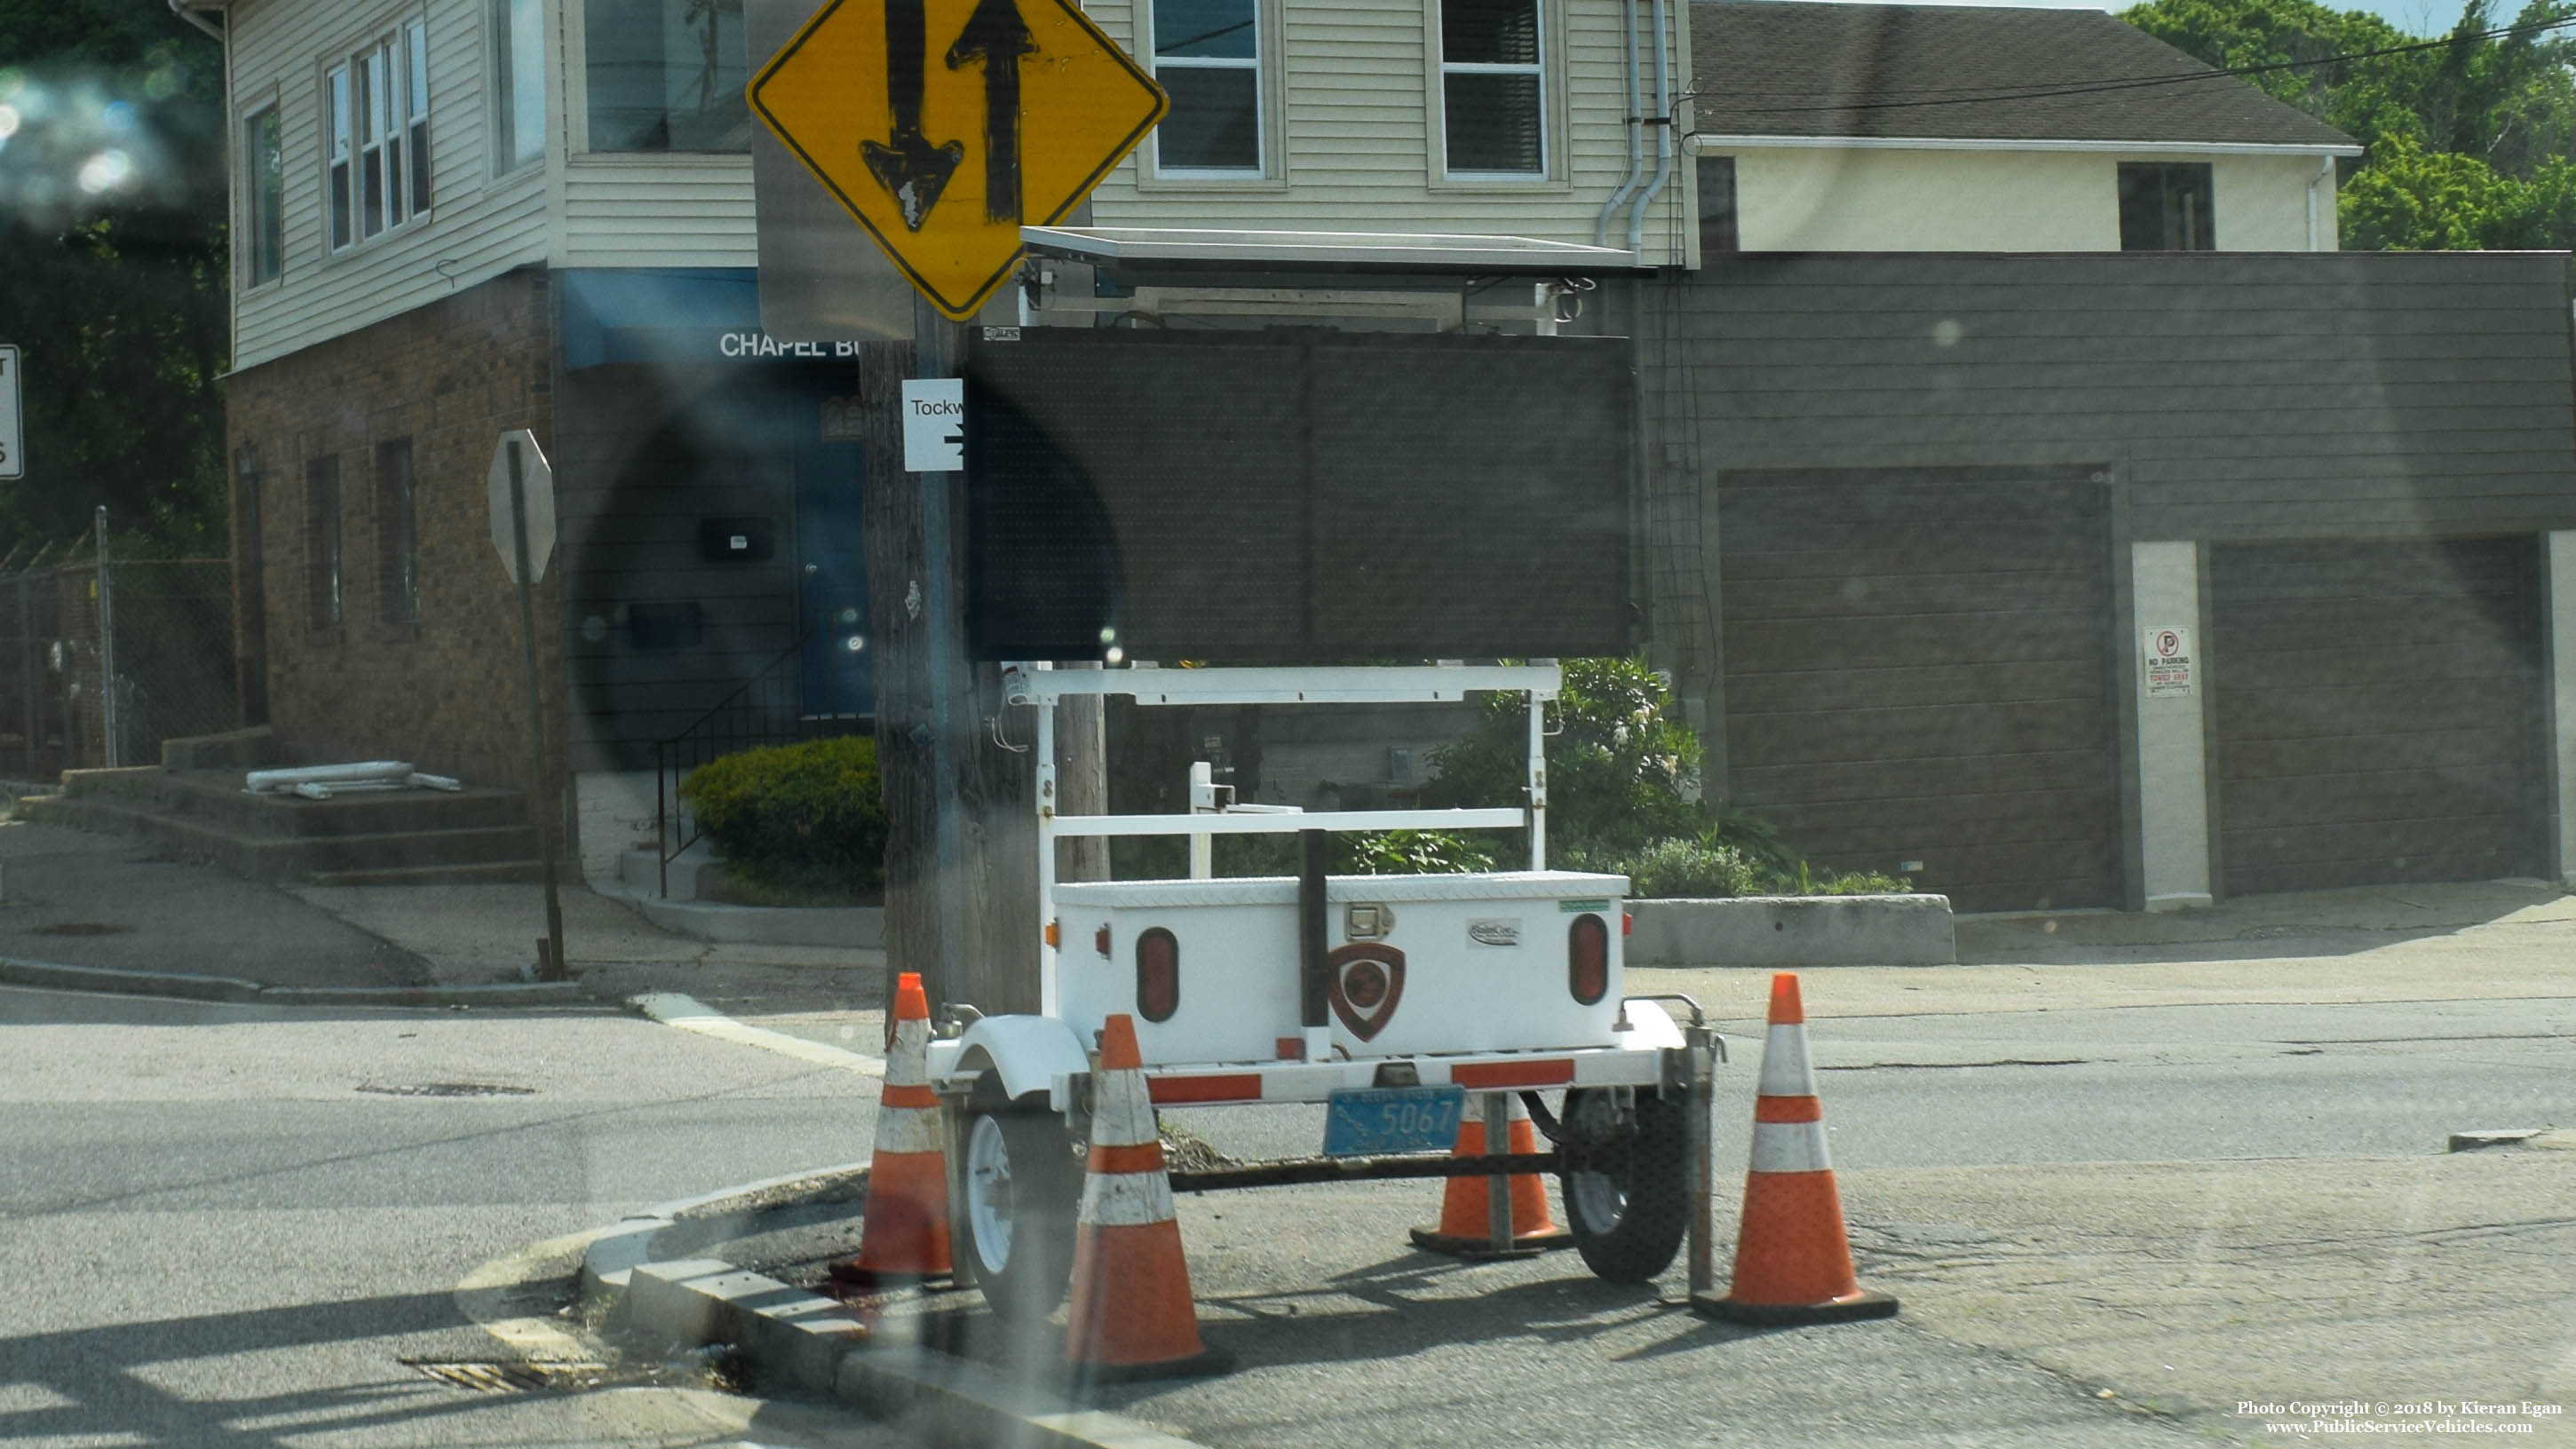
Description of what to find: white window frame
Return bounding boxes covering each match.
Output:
[324,16,432,253]
[240,100,284,288]
[490,0,546,177]
[1142,0,1271,181]
[1429,0,1557,184]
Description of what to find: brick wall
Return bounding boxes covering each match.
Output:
[225,269,567,793]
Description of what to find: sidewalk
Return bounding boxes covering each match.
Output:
[1632,875,2576,1028]
[1,795,2558,1023]
[0,816,885,1012]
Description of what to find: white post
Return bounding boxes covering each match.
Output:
[1188,760,1216,879]
[1527,688,1548,870]
[1035,690,1059,1017]
[2133,542,2212,909]
[2549,532,2576,885]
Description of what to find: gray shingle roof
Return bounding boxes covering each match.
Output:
[1689,2,2358,147]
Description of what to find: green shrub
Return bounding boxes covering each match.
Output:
[1420,656,1702,856]
[679,735,888,901]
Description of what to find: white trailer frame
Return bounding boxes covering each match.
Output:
[924,661,1723,1299]
[1003,661,1556,1019]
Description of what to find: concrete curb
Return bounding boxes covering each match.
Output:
[592,873,887,948]
[0,954,594,1009]
[585,1164,1209,1449]
[1626,893,1956,967]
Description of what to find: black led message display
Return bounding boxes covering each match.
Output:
[963,328,1636,661]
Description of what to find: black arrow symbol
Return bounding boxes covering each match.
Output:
[860,0,963,230]
[946,0,1038,225]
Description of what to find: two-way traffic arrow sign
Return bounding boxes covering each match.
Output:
[750,0,1168,321]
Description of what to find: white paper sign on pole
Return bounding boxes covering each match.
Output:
[0,345,23,482]
[902,378,965,473]
[2144,625,2195,697]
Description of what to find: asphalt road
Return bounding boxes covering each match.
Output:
[734,976,2576,1447]
[12,934,2568,1449]
[0,984,901,1449]
[1117,994,2576,1168]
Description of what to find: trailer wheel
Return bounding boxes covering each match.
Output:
[960,1078,1082,1319]
[1558,1087,1691,1283]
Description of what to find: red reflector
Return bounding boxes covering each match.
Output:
[1148,1073,1263,1104]
[1095,924,1112,957]
[1275,1036,1304,1061]
[1622,911,1634,937]
[1568,912,1609,1006]
[1136,926,1180,1023]
[1453,1058,1574,1089]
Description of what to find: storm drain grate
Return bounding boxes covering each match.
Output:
[355,1081,538,1097]
[406,1359,609,1394]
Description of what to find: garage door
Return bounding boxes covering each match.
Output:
[1720,468,2120,913]
[2211,539,2548,897]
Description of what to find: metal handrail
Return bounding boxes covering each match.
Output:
[651,645,870,898]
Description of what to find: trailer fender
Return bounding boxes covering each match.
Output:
[1616,997,1687,1051]
[937,1015,1090,1107]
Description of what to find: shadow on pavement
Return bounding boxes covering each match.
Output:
[0,1290,519,1448]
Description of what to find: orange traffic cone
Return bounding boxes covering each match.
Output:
[1064,1014,1229,1381]
[828,972,951,1294]
[1698,973,1898,1325]
[1409,1090,1572,1257]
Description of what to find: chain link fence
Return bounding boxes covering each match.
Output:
[0,540,237,780]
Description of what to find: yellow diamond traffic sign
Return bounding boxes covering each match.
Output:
[750,0,1168,322]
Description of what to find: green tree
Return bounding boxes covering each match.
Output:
[0,0,229,557]
[2121,0,2576,249]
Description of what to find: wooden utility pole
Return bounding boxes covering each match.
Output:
[860,302,1103,1017]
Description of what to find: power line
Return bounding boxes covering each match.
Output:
[1714,9,2576,116]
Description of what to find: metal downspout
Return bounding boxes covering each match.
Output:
[1594,0,1647,249]
[2308,154,2334,250]
[1628,0,1676,256]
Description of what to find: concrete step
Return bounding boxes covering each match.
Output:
[308,860,551,886]
[56,768,532,839]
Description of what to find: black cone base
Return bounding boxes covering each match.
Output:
[1691,1287,1899,1325]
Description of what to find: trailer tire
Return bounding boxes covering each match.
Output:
[960,1079,1082,1319]
[1559,1087,1691,1284]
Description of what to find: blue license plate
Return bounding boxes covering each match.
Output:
[1322,1085,1466,1158]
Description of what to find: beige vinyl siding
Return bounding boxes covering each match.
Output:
[231,0,555,372]
[560,154,757,268]
[1725,146,2337,252]
[1090,0,1691,265]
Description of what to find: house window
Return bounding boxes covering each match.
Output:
[1696,154,1737,255]
[376,439,420,626]
[325,19,432,249]
[1152,0,1263,175]
[1439,0,1544,177]
[585,0,749,152]
[492,0,546,173]
[305,456,343,629]
[2119,162,2214,251]
[242,106,283,285]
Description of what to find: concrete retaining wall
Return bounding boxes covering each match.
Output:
[1626,894,1954,968]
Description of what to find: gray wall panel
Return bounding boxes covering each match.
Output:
[1645,251,2576,543]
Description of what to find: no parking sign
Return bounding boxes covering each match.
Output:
[2144,626,2195,697]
